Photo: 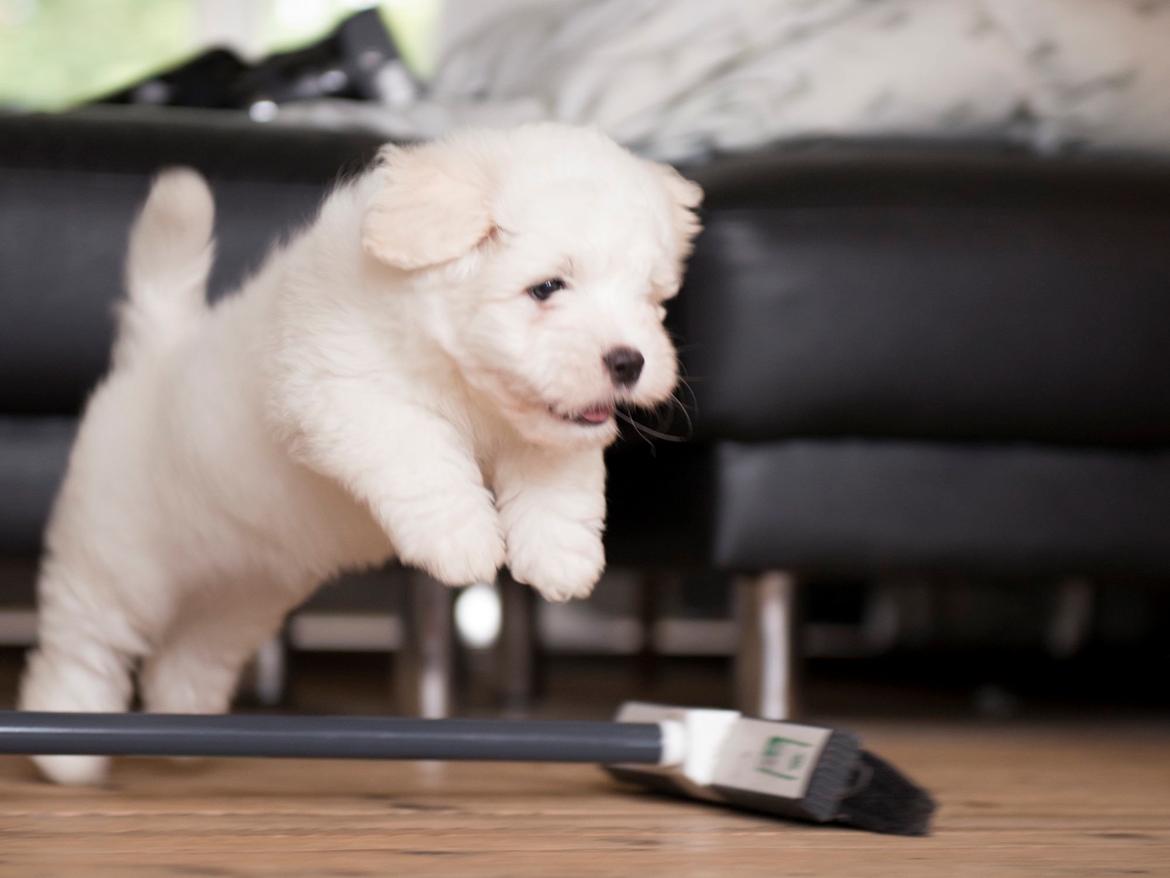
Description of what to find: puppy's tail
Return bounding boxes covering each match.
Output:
[116,168,214,365]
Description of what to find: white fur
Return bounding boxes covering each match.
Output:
[19,123,702,785]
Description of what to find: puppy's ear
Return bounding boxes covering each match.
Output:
[362,144,495,271]
[647,160,703,254]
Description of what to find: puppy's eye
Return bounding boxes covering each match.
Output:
[527,278,566,301]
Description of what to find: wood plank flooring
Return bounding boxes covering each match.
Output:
[0,720,1167,877]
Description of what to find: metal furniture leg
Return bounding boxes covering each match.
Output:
[248,634,288,708]
[395,571,455,718]
[734,571,799,719]
[496,573,538,712]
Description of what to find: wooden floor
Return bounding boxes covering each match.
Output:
[1,719,1168,877]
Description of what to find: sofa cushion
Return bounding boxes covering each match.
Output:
[714,439,1170,577]
[682,147,1170,446]
[0,110,381,415]
[0,418,75,555]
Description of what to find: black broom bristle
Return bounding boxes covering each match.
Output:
[834,750,937,836]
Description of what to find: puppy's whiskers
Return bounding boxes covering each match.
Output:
[671,376,698,432]
[667,393,695,438]
[615,408,689,444]
[616,410,658,453]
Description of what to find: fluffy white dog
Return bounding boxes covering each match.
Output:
[19,123,702,785]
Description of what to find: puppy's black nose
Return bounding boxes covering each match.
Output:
[603,347,644,387]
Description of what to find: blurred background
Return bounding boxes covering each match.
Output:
[0,1,440,109]
[2,0,1169,726]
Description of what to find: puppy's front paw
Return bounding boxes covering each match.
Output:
[391,497,505,586]
[507,519,605,602]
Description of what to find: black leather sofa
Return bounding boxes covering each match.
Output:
[3,108,1169,717]
[678,149,1170,714]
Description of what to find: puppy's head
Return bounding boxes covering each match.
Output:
[361,124,702,447]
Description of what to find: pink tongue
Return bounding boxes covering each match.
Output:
[579,405,613,424]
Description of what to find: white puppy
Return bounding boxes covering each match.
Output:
[19,123,702,784]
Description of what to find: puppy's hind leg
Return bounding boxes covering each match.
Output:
[19,569,144,786]
[139,590,288,717]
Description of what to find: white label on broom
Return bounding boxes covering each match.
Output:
[712,719,832,799]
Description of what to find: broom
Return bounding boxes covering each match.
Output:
[0,702,935,836]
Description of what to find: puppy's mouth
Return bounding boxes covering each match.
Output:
[548,401,615,427]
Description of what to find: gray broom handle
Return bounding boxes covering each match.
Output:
[0,711,664,764]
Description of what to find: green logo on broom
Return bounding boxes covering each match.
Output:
[757,736,811,780]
